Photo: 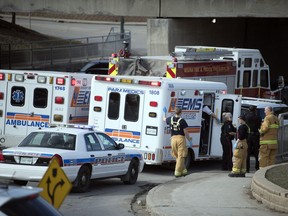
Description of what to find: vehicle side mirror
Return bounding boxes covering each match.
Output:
[117,143,125,149]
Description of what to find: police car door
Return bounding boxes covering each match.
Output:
[104,89,144,149]
[210,94,241,157]
[6,83,52,137]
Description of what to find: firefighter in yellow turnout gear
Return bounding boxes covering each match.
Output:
[229,115,249,177]
[163,107,192,177]
[259,106,279,168]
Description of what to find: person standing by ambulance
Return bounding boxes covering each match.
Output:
[229,115,249,177]
[163,107,192,177]
[244,105,261,172]
[220,112,236,171]
[259,106,279,168]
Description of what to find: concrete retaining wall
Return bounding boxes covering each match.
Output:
[251,164,288,213]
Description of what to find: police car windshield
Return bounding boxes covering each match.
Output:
[19,132,76,150]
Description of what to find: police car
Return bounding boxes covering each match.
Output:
[0,125,144,193]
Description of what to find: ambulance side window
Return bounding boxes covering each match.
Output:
[108,92,120,120]
[10,86,25,106]
[124,94,140,122]
[33,88,48,108]
[220,99,234,122]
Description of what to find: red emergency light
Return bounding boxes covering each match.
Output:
[55,97,64,104]
[0,73,4,80]
[71,78,76,86]
[0,92,4,100]
[150,101,158,107]
[94,96,103,101]
[56,77,65,85]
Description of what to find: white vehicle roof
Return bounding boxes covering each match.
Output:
[95,75,227,90]
[241,99,288,109]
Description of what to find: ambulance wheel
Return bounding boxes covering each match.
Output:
[73,165,91,193]
[123,159,139,185]
[13,180,28,186]
[185,149,194,168]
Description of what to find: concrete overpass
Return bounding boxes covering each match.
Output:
[1,0,288,86]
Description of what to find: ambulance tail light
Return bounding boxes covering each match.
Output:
[150,101,158,107]
[55,97,64,104]
[146,153,155,161]
[194,90,200,96]
[94,96,102,101]
[53,114,63,122]
[71,78,76,86]
[51,154,63,167]
[0,150,4,162]
[56,77,65,85]
[0,73,4,80]
[170,91,175,97]
[111,53,118,57]
[0,92,3,100]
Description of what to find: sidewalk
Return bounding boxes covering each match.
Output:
[146,165,288,216]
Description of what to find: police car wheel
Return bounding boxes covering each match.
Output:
[13,180,28,186]
[123,159,139,185]
[73,165,91,193]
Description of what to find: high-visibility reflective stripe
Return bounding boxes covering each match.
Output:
[166,61,176,78]
[108,58,118,76]
[269,124,279,129]
[260,140,278,145]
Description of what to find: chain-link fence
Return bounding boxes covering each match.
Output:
[0,27,130,72]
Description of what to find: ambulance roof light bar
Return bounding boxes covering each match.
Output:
[95,75,161,87]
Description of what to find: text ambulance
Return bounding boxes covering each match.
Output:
[88,75,242,166]
[0,69,92,147]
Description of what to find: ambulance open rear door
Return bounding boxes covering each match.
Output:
[210,94,242,157]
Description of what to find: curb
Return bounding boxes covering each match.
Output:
[251,163,288,213]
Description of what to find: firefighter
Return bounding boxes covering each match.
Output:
[229,115,249,177]
[244,105,261,172]
[163,107,192,177]
[259,106,279,168]
[220,112,236,171]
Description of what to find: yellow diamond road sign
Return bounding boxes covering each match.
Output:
[38,158,72,209]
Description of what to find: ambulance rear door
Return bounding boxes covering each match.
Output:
[210,94,242,157]
[104,86,145,149]
[5,83,52,136]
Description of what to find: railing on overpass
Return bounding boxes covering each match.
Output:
[277,112,288,162]
[0,28,131,71]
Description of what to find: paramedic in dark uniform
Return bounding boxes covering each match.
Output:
[229,115,249,177]
[163,107,192,177]
[244,105,261,172]
[220,112,236,171]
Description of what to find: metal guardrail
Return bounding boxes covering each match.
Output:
[277,112,288,162]
[0,28,131,71]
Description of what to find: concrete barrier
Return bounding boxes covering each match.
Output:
[251,163,288,213]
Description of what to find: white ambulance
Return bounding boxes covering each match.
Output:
[0,69,93,148]
[88,75,242,166]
